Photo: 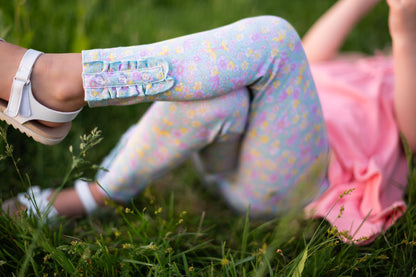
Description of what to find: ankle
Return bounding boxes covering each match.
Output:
[90,183,107,207]
[47,183,106,218]
[31,53,86,113]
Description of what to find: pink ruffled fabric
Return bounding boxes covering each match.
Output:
[305,54,409,243]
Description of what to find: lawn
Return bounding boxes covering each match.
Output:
[1,0,415,276]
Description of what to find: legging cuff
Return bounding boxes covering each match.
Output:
[82,49,175,107]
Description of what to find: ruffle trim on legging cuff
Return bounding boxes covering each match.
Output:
[82,54,174,106]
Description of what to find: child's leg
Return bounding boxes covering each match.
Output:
[95,88,250,202]
[194,66,329,218]
[199,89,329,216]
[1,16,317,142]
[96,57,329,215]
[94,15,330,213]
[3,16,329,217]
[1,16,317,141]
[1,88,250,217]
[82,16,307,106]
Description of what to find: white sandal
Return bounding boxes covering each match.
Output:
[0,38,82,145]
[14,181,98,220]
[16,186,59,220]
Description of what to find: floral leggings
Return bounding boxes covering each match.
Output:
[82,16,329,217]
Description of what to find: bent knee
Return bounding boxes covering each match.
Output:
[244,16,301,46]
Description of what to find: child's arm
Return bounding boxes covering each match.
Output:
[388,0,416,152]
[302,0,381,63]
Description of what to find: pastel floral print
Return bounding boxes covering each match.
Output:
[83,16,330,216]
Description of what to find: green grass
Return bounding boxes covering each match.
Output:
[1,0,416,276]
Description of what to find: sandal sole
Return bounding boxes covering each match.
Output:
[0,99,71,145]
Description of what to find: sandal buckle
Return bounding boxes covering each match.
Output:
[14,75,30,85]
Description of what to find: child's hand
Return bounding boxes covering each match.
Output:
[387,0,416,41]
[387,0,416,153]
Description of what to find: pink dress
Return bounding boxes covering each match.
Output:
[305,54,409,243]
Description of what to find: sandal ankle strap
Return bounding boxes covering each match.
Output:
[6,49,43,118]
[75,180,98,215]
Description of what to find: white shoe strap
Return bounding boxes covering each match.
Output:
[75,180,98,215]
[6,49,42,118]
[17,186,59,220]
[5,49,82,123]
[22,85,82,123]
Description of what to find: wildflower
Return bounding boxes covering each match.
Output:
[253,243,268,260]
[355,236,369,243]
[122,243,133,249]
[154,207,162,215]
[43,254,51,263]
[327,226,339,236]
[259,243,267,255]
[189,266,194,272]
[221,258,230,266]
[71,240,81,246]
[327,240,340,247]
[337,205,345,218]
[149,242,158,251]
[327,227,348,245]
[81,248,92,261]
[125,207,134,214]
[339,188,355,199]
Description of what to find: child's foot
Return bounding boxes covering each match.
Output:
[1,182,106,219]
[0,39,86,144]
[0,40,86,123]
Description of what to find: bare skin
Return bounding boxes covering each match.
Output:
[50,183,107,217]
[387,0,416,152]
